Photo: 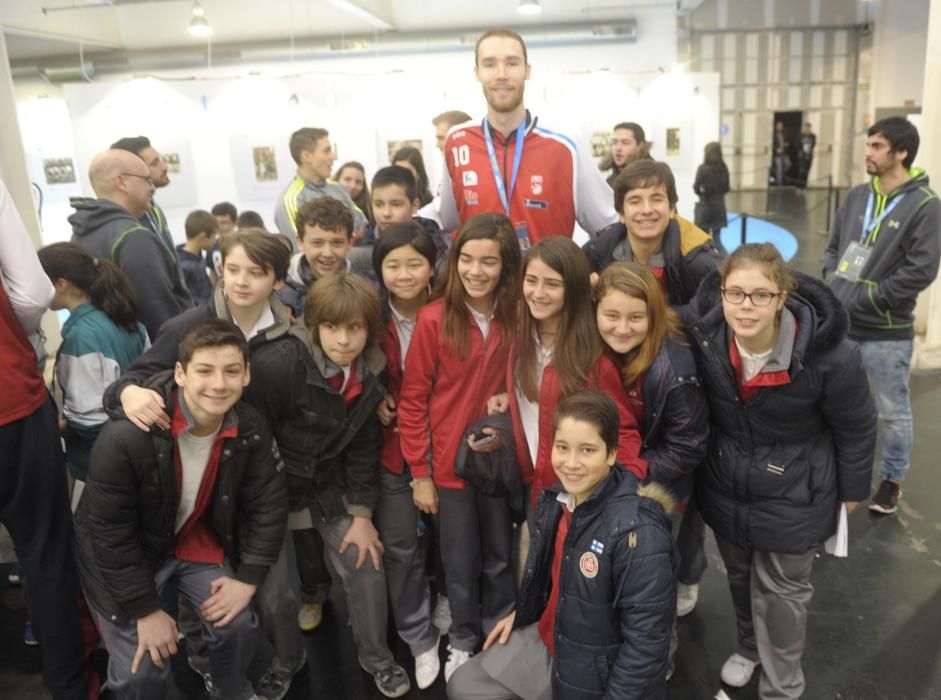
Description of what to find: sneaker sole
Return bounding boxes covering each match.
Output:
[868,503,898,514]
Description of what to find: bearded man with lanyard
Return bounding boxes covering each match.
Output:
[823,116,940,515]
[438,27,617,248]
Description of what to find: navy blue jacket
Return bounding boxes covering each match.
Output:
[516,467,677,700]
[639,337,709,503]
[684,270,876,553]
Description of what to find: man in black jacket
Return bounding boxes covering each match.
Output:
[74,319,287,700]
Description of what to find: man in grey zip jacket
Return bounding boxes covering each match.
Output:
[822,116,940,514]
[70,149,193,341]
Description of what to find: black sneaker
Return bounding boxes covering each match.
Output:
[256,650,307,700]
[372,664,410,699]
[869,479,901,514]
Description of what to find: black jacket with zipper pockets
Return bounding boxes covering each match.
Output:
[516,467,677,700]
[243,324,387,519]
[103,286,293,417]
[639,337,709,503]
[684,270,876,554]
[74,373,287,624]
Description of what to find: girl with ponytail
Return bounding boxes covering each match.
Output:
[38,242,148,504]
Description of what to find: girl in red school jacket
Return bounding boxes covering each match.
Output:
[397,212,522,681]
[486,237,646,510]
[371,221,443,689]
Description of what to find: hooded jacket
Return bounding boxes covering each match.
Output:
[823,168,941,340]
[74,372,287,624]
[103,285,292,414]
[684,270,877,553]
[70,197,193,340]
[242,324,387,518]
[273,172,368,241]
[582,216,722,307]
[516,468,677,700]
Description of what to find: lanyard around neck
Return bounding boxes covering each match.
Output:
[861,189,905,246]
[482,117,526,216]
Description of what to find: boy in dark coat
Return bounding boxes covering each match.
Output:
[448,390,677,700]
[74,319,287,700]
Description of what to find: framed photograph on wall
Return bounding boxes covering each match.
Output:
[42,157,77,185]
[666,128,681,156]
[252,146,278,181]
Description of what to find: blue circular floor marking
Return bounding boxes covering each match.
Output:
[717,211,799,261]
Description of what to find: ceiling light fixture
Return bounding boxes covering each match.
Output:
[518,0,542,15]
[188,1,213,37]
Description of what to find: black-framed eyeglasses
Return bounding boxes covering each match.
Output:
[720,288,783,306]
[120,172,154,186]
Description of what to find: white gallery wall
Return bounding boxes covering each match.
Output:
[14,15,720,245]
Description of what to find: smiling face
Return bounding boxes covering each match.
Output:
[299,225,350,278]
[337,166,365,199]
[381,244,433,304]
[303,137,336,181]
[551,417,616,505]
[620,182,672,247]
[222,244,279,310]
[317,318,368,368]
[174,345,249,427]
[457,238,502,306]
[523,256,564,331]
[596,289,649,355]
[475,35,530,116]
[721,263,786,353]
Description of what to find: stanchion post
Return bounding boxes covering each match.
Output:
[824,174,833,233]
[741,213,748,248]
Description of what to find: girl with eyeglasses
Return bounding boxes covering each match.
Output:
[683,243,877,698]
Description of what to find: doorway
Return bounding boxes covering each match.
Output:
[771,110,802,186]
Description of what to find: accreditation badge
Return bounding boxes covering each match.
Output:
[835,241,872,282]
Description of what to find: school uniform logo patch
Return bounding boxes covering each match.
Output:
[463,170,478,187]
[531,174,543,195]
[579,551,599,579]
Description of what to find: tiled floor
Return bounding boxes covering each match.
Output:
[3,188,940,700]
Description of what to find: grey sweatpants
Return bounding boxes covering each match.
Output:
[715,535,816,700]
[90,558,257,700]
[373,469,439,657]
[289,510,395,672]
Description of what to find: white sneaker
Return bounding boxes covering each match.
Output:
[432,595,452,635]
[676,583,699,618]
[414,636,441,689]
[443,645,472,683]
[720,652,759,687]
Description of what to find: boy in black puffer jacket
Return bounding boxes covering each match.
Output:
[448,390,677,700]
[75,320,287,700]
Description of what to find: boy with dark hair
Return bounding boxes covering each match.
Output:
[448,389,677,700]
[605,122,649,186]
[177,209,217,305]
[276,196,355,317]
[207,202,239,283]
[75,318,287,700]
[349,166,449,284]
[274,127,367,241]
[237,210,266,231]
[246,272,413,698]
[582,159,721,306]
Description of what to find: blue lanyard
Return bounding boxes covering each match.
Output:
[861,190,905,246]
[482,117,526,216]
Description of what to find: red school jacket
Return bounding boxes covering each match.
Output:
[378,317,406,475]
[506,345,647,503]
[397,299,510,490]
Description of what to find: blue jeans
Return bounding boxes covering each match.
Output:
[857,338,913,482]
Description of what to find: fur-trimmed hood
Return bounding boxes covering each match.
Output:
[637,481,676,516]
[689,267,850,355]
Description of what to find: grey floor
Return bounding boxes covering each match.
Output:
[2,188,940,699]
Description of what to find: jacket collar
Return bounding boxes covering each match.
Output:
[288,323,387,382]
[212,284,292,343]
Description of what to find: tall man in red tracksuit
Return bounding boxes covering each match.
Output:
[438,28,617,248]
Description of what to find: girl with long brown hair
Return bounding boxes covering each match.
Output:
[397,212,521,681]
